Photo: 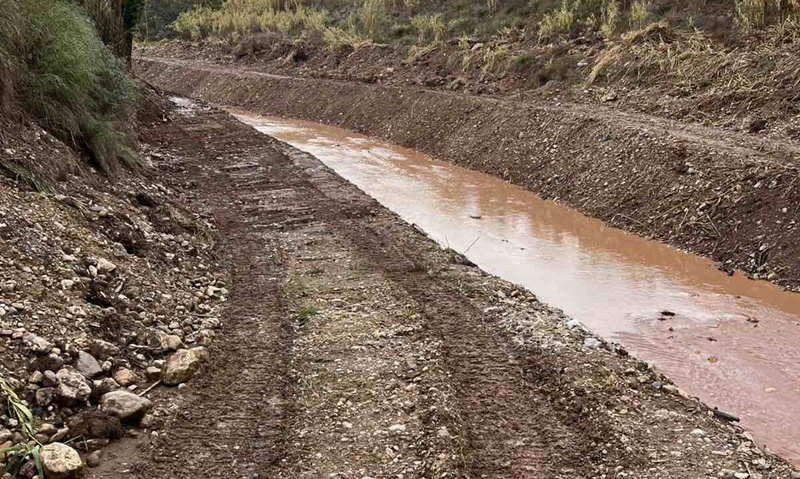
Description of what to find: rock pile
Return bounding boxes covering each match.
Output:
[0,150,228,474]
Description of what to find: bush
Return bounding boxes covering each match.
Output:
[539,1,576,37]
[410,13,445,44]
[0,0,138,174]
[174,6,217,40]
[601,0,621,37]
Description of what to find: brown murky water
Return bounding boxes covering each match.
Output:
[232,110,800,464]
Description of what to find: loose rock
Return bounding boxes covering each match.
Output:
[40,443,83,479]
[55,367,92,403]
[75,351,102,379]
[162,347,206,385]
[100,390,152,421]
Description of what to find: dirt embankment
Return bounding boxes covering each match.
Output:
[0,104,227,474]
[136,56,800,292]
[89,100,797,478]
[139,29,800,142]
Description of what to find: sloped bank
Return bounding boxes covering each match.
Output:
[136,58,800,292]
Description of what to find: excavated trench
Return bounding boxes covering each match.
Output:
[230,109,800,464]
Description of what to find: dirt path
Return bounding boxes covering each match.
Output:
[87,103,796,478]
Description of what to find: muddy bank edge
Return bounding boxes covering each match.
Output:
[136,58,800,292]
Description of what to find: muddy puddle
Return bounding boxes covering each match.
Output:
[231,110,800,464]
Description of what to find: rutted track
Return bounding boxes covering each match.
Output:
[89,104,796,477]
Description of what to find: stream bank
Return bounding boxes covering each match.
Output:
[136,57,800,294]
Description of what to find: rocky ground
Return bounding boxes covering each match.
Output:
[64,101,798,478]
[0,105,227,477]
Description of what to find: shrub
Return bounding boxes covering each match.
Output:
[410,13,445,44]
[1,0,138,174]
[539,1,576,37]
[601,0,621,37]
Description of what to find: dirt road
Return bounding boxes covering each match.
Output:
[86,103,794,478]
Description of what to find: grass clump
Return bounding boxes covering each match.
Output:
[173,6,216,41]
[629,0,651,29]
[735,0,800,32]
[1,0,138,175]
[539,0,576,37]
[411,13,445,44]
[600,0,622,37]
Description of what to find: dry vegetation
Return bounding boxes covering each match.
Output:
[166,0,800,48]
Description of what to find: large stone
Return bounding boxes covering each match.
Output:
[100,390,151,421]
[89,339,120,360]
[158,332,185,352]
[162,347,206,386]
[22,333,54,354]
[55,368,92,404]
[96,258,117,274]
[75,351,102,379]
[40,443,83,479]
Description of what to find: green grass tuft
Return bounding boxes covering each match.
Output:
[0,0,138,175]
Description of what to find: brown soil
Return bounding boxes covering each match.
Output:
[135,56,800,294]
[85,102,796,478]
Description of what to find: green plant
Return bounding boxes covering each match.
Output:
[295,300,318,325]
[1,377,44,478]
[735,0,799,32]
[539,0,576,37]
[0,0,138,175]
[629,0,651,29]
[358,0,386,40]
[601,0,621,37]
[323,24,366,48]
[410,12,445,43]
[21,0,138,174]
[174,6,216,40]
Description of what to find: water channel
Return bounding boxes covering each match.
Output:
[231,110,800,464]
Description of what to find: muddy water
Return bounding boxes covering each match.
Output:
[232,110,800,464]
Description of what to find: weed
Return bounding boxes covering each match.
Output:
[481,44,509,78]
[601,0,621,37]
[629,0,651,29]
[295,300,318,324]
[1,377,44,478]
[358,0,386,40]
[0,0,138,175]
[323,24,366,48]
[174,6,216,40]
[735,0,800,32]
[411,12,445,44]
[539,0,576,37]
